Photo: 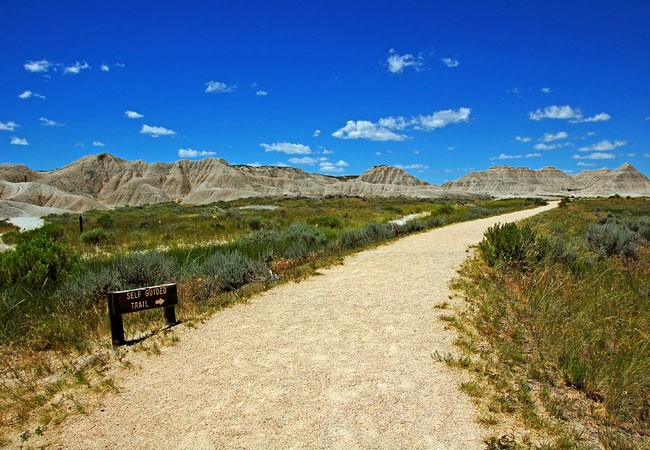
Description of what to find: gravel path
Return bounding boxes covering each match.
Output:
[47,204,555,449]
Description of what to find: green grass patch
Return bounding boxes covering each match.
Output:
[453,197,650,449]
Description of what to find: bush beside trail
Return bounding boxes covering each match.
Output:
[457,198,650,449]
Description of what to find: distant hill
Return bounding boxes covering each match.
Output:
[1,153,649,217]
[442,163,650,198]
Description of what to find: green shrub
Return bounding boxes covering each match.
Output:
[114,252,179,289]
[0,232,78,292]
[307,216,343,229]
[195,251,257,297]
[479,222,549,269]
[96,213,115,229]
[336,228,366,249]
[245,216,267,230]
[81,227,116,245]
[281,222,326,259]
[587,221,639,258]
[361,222,394,242]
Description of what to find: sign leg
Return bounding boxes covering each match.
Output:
[109,312,125,346]
[164,305,177,326]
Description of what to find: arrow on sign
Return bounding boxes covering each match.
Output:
[154,298,165,306]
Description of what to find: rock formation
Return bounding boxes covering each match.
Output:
[1,153,648,218]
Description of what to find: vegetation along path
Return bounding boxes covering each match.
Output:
[47,203,557,449]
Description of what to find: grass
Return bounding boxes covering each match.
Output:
[0,195,541,443]
[450,197,650,449]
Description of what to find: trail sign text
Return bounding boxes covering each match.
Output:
[108,283,178,346]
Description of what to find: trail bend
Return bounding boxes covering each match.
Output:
[47,203,556,449]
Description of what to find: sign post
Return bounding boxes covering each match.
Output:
[107,283,179,346]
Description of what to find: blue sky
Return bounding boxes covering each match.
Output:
[1,0,649,184]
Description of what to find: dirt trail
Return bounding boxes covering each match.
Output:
[46,203,556,449]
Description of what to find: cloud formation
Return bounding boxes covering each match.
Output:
[572,152,616,160]
[386,49,424,74]
[205,81,236,93]
[332,120,409,141]
[490,152,541,160]
[178,148,216,157]
[515,135,532,142]
[24,60,52,73]
[140,124,176,137]
[541,87,552,94]
[0,121,19,131]
[18,90,45,99]
[255,90,268,96]
[415,108,471,130]
[39,117,62,127]
[92,141,104,147]
[125,110,144,119]
[101,64,110,72]
[313,129,321,137]
[529,105,611,123]
[579,139,627,151]
[333,108,471,141]
[396,163,430,170]
[541,131,568,142]
[64,61,91,74]
[441,58,460,68]
[261,142,312,154]
[319,160,349,173]
[11,137,29,146]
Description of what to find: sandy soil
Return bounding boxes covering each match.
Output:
[44,203,556,449]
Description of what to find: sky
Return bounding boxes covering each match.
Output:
[1,0,649,184]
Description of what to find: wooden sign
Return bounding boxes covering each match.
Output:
[108,283,179,346]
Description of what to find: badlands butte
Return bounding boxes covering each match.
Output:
[1,152,649,217]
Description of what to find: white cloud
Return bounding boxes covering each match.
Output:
[645,116,650,121]
[332,120,409,141]
[319,160,349,174]
[313,129,321,137]
[579,139,627,151]
[288,157,326,165]
[24,60,52,73]
[0,121,19,131]
[415,107,471,130]
[541,87,552,94]
[178,148,216,158]
[261,142,312,154]
[39,117,62,127]
[441,58,460,68]
[11,137,29,146]
[490,152,541,160]
[101,64,110,72]
[386,49,424,74]
[322,149,334,155]
[64,61,91,74]
[529,105,611,123]
[577,162,596,167]
[125,110,144,119]
[378,116,409,130]
[529,105,581,121]
[542,131,569,142]
[515,135,532,142]
[140,124,176,137]
[396,163,430,170]
[114,63,125,68]
[18,90,45,99]
[255,90,268,96]
[205,81,236,93]
[572,152,616,160]
[92,141,105,147]
[333,108,470,141]
[579,113,611,123]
